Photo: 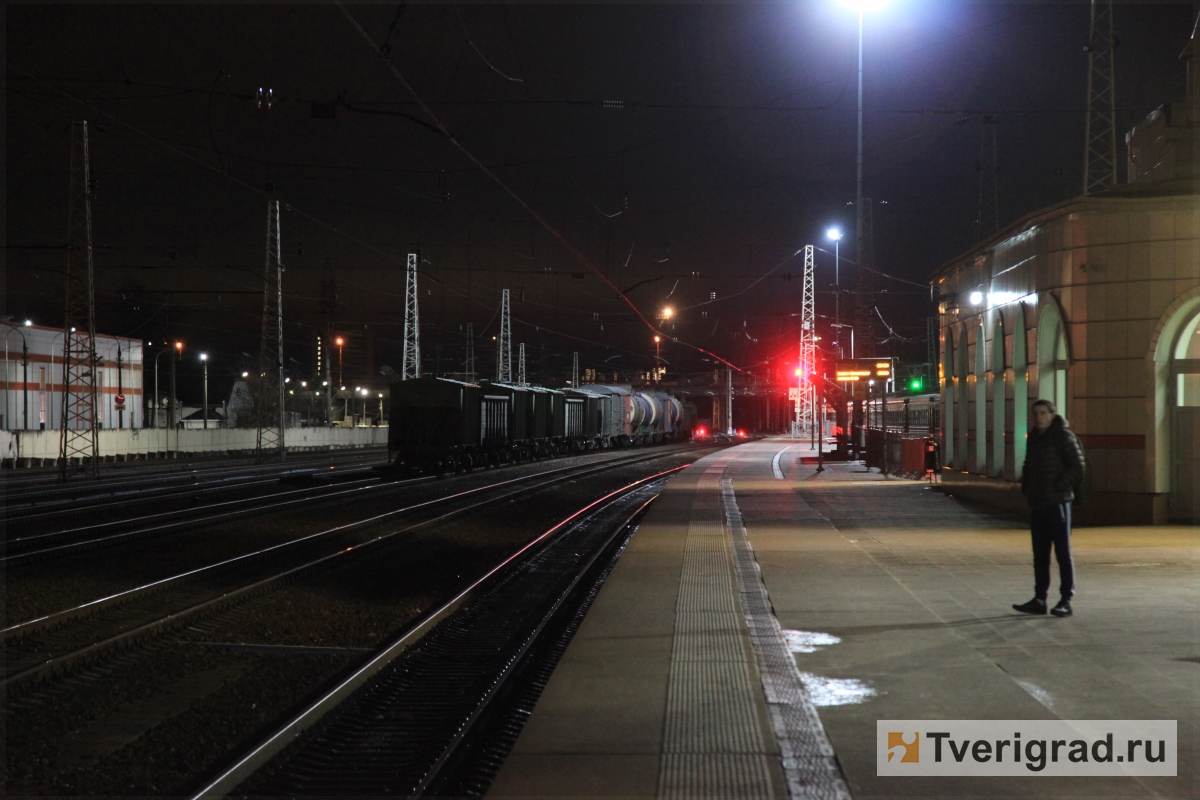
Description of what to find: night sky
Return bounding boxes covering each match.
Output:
[5,2,1193,403]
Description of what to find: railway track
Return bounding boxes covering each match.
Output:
[3,445,712,689]
[1,449,388,509]
[197,468,670,797]
[5,443,719,797]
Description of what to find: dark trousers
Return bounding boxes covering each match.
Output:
[1030,503,1075,601]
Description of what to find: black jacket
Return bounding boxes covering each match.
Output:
[1020,416,1086,509]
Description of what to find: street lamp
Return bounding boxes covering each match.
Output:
[335,337,345,386]
[840,0,889,351]
[170,341,183,429]
[826,227,843,338]
[200,353,209,429]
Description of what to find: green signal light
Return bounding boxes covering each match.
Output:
[910,378,924,391]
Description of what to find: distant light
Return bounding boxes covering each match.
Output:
[795,367,804,377]
[969,291,984,306]
[661,307,674,319]
[378,392,383,398]
[322,381,328,386]
[301,381,307,387]
[24,320,31,327]
[71,327,76,332]
[868,379,876,386]
[200,353,207,361]
[354,386,360,391]
[826,228,842,242]
[654,335,661,343]
[361,388,369,396]
[242,371,249,378]
[335,337,344,346]
[175,341,183,350]
[285,377,290,383]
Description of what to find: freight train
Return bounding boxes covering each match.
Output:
[387,377,697,475]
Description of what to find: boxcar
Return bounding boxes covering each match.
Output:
[388,377,483,474]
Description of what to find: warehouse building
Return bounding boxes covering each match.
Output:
[0,323,144,431]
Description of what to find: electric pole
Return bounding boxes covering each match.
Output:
[572,352,579,388]
[726,367,734,435]
[1083,0,1117,195]
[518,343,526,387]
[799,244,816,435]
[466,322,476,383]
[59,120,99,479]
[854,198,875,358]
[497,289,511,382]
[402,253,420,380]
[975,116,999,243]
[257,197,285,462]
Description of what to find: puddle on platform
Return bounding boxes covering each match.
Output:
[798,672,879,706]
[1016,679,1056,710]
[781,629,841,654]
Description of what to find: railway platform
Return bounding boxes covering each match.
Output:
[490,438,1197,798]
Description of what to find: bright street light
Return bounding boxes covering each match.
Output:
[199,353,209,429]
[969,291,984,306]
[24,320,31,327]
[826,228,842,241]
[839,0,889,10]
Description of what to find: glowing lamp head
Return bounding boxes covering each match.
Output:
[969,291,984,306]
[661,307,674,319]
[200,353,207,361]
[242,371,249,378]
[654,336,661,343]
[335,337,344,346]
[839,0,890,11]
[24,320,31,327]
[175,341,183,351]
[826,227,842,242]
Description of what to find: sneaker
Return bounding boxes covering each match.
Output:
[1012,598,1047,615]
[1051,600,1072,617]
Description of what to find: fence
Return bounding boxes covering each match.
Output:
[0,426,388,468]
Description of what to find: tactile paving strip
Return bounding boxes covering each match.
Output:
[721,478,853,800]
[657,469,776,798]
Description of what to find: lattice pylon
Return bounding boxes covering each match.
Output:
[797,244,817,435]
[1083,0,1117,195]
[59,120,99,479]
[572,352,579,388]
[497,289,512,382]
[466,322,476,383]
[854,198,875,358]
[402,253,421,380]
[518,343,526,387]
[257,198,285,462]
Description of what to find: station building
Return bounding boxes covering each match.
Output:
[0,323,144,431]
[932,23,1199,524]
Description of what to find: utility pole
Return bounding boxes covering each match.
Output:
[466,322,476,383]
[320,258,337,424]
[854,198,875,358]
[572,352,579,388]
[59,120,99,479]
[799,244,816,435]
[402,253,421,380]
[726,367,734,435]
[1083,0,1117,195]
[975,116,999,243]
[257,197,285,462]
[518,343,526,387]
[497,289,511,382]
[116,344,124,429]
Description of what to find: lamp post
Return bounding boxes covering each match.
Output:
[335,337,345,387]
[200,353,209,430]
[841,0,888,343]
[2,323,29,430]
[654,336,661,382]
[826,228,842,345]
[170,341,182,429]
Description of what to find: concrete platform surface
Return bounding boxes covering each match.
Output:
[490,439,1198,799]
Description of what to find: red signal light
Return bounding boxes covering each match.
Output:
[696,427,707,437]
[737,429,746,438]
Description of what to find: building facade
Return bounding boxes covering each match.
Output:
[1,324,144,431]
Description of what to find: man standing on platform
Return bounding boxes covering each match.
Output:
[1013,399,1085,618]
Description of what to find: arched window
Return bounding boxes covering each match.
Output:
[990,315,1006,478]
[1012,306,1029,480]
[1169,308,1200,519]
[1037,301,1070,417]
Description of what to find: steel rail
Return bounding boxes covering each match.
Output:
[2,449,701,687]
[190,466,682,799]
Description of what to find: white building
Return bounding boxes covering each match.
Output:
[1,323,144,431]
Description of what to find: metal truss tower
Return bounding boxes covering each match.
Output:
[59,120,99,479]
[1083,0,1117,195]
[797,244,817,435]
[257,198,285,462]
[854,198,875,358]
[320,259,337,424]
[518,343,526,387]
[402,253,421,380]
[497,289,512,382]
[572,352,579,388]
[466,322,476,383]
[975,117,999,243]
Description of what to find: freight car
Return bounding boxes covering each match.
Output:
[389,377,697,476]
